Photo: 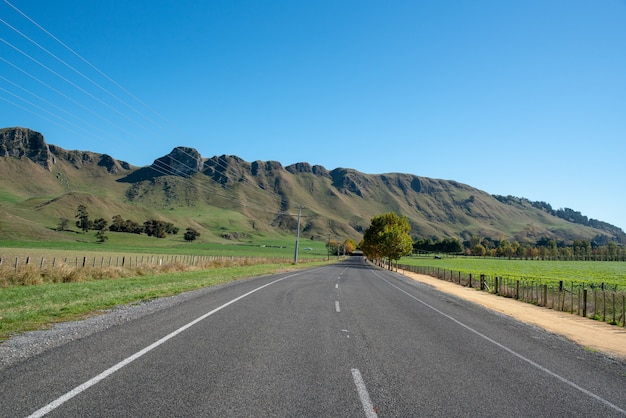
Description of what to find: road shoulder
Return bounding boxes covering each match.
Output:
[401,270,626,362]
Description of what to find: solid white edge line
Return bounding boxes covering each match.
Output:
[371,268,626,416]
[335,301,341,312]
[351,368,378,418]
[26,270,309,418]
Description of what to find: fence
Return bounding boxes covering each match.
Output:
[398,263,626,328]
[0,254,291,270]
[0,254,298,287]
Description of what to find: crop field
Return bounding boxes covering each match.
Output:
[400,255,626,288]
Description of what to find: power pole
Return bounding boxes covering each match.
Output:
[293,207,302,264]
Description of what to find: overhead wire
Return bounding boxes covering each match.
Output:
[0,1,301,217]
[0,16,165,131]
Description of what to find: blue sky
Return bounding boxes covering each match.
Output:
[2,0,625,231]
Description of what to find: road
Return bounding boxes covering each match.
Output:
[1,258,625,417]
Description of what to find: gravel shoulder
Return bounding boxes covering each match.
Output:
[403,270,626,362]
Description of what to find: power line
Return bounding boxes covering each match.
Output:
[0,1,303,219]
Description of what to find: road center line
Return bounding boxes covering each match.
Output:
[336,283,339,289]
[371,269,626,415]
[335,301,341,312]
[26,271,308,418]
[351,368,378,418]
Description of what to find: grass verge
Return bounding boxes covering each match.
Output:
[0,260,332,342]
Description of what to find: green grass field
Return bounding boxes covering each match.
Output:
[400,256,626,288]
[0,234,337,340]
[0,229,331,259]
[0,259,334,341]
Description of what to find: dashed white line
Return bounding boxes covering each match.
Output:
[335,283,339,289]
[335,301,341,312]
[351,368,378,417]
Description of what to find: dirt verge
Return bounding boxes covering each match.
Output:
[402,270,626,362]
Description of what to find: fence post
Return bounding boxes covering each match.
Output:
[602,283,606,322]
[612,292,616,325]
[542,285,548,307]
[582,289,587,317]
[494,276,499,295]
[468,273,472,288]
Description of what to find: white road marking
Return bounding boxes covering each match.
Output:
[371,269,626,416]
[351,368,378,418]
[335,301,341,312]
[26,271,308,418]
[336,283,339,289]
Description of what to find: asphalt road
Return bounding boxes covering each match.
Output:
[1,258,625,417]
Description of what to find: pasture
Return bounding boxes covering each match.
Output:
[0,240,334,341]
[400,255,626,288]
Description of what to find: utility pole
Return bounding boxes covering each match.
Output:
[327,234,331,261]
[293,207,302,264]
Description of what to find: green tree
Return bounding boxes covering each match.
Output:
[92,218,108,231]
[144,220,167,238]
[75,205,91,233]
[362,212,413,269]
[472,244,487,256]
[95,228,108,243]
[184,227,200,242]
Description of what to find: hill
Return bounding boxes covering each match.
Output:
[1,127,624,246]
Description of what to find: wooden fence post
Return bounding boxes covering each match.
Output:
[612,292,616,325]
[582,289,587,317]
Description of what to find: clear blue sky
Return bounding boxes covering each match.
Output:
[2,0,625,231]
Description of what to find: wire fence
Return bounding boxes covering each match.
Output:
[397,263,626,327]
[0,254,298,286]
[0,254,287,270]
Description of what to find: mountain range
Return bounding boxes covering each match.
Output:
[1,127,624,245]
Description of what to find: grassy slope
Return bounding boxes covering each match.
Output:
[0,149,615,248]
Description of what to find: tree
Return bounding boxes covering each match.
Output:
[362,212,413,269]
[184,227,200,242]
[344,238,357,254]
[144,220,167,238]
[95,228,108,243]
[92,218,108,231]
[326,239,341,256]
[58,217,69,231]
[75,205,91,233]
